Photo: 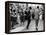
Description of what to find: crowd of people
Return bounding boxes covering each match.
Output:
[9,3,44,31]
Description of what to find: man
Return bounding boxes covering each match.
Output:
[18,8,25,25]
[25,7,31,29]
[34,6,40,31]
[11,10,18,29]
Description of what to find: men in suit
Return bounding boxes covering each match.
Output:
[25,7,31,29]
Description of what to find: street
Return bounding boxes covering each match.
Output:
[10,19,44,32]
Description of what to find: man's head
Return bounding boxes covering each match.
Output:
[37,6,39,9]
[29,7,32,10]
